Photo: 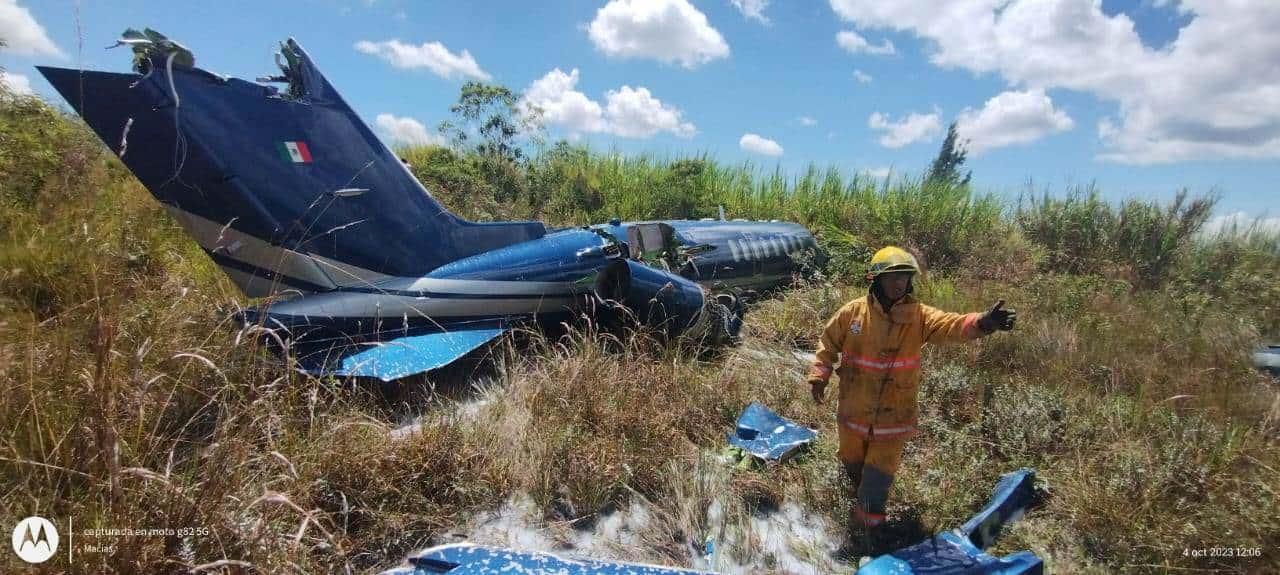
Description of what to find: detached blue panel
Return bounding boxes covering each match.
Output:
[728,402,818,462]
[400,544,711,574]
[957,469,1038,550]
[857,469,1043,575]
[858,532,1042,575]
[306,328,505,381]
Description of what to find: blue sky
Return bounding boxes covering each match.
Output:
[2,0,1277,223]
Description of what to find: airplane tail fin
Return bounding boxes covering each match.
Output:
[39,36,544,297]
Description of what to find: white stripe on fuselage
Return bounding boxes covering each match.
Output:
[376,276,578,295]
[165,206,398,292]
[266,290,581,319]
[166,206,581,299]
[165,206,339,292]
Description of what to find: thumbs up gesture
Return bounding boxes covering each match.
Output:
[978,299,1017,332]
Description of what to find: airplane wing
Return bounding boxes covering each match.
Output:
[295,326,507,381]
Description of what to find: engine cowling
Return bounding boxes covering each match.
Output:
[593,259,741,344]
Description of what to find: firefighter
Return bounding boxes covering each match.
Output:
[807,246,1016,531]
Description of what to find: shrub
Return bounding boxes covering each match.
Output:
[1016,186,1115,275]
[0,90,102,208]
[1172,223,1280,338]
[1017,188,1219,290]
[1111,190,1216,289]
[400,145,502,221]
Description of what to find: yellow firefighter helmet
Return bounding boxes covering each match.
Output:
[866,246,920,280]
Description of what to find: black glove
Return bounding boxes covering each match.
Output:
[978,300,1016,332]
[809,378,828,404]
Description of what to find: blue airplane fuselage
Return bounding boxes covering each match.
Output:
[38,32,817,379]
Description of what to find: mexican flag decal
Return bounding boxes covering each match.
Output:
[278,141,313,164]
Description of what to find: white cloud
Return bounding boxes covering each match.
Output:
[604,85,697,138]
[523,68,607,134]
[730,0,771,24]
[797,116,817,127]
[0,0,62,57]
[852,69,873,83]
[956,89,1074,154]
[375,113,447,146]
[587,0,730,69]
[835,30,895,56]
[0,71,32,95]
[521,68,695,139]
[827,0,1280,164]
[354,39,491,81]
[739,133,783,156]
[1201,211,1280,236]
[868,109,942,148]
[864,166,892,178]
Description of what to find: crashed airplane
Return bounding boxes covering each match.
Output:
[38,30,818,381]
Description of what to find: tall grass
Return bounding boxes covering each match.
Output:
[3,90,1278,573]
[1015,186,1116,275]
[405,144,1005,274]
[1175,222,1280,338]
[1016,186,1221,289]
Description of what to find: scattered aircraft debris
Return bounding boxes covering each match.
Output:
[38,30,818,381]
[857,468,1044,575]
[726,402,818,463]
[384,543,712,575]
[380,469,1041,574]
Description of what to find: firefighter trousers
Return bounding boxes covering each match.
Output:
[838,427,907,527]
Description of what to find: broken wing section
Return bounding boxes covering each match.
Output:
[294,325,508,382]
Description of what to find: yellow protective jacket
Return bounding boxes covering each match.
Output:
[808,293,984,441]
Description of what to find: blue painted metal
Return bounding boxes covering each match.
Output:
[727,402,818,462]
[297,327,507,382]
[426,228,610,282]
[1255,345,1279,376]
[592,220,817,291]
[857,469,1044,575]
[38,43,544,280]
[614,259,708,334]
[389,543,712,574]
[667,220,816,289]
[37,31,819,380]
[856,532,1042,575]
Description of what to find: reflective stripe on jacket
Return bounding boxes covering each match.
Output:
[808,293,984,440]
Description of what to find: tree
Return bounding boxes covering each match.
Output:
[925,121,971,187]
[436,82,546,210]
[437,82,542,162]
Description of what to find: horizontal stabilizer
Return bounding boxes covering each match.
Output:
[298,327,506,381]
